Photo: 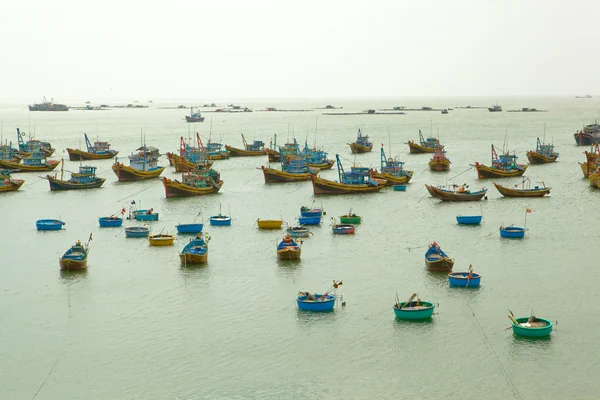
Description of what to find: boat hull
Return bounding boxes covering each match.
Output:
[475,162,527,179]
[112,163,165,181]
[257,219,283,229]
[371,171,412,185]
[350,143,373,154]
[286,228,311,237]
[47,176,106,191]
[261,166,311,183]
[511,317,553,337]
[0,179,24,193]
[581,162,596,178]
[125,227,150,237]
[149,235,175,246]
[526,151,557,164]
[162,177,222,198]
[425,184,487,201]
[297,295,335,311]
[0,159,60,172]
[36,219,65,230]
[408,142,438,154]
[277,247,301,260]
[176,223,203,233]
[393,302,435,320]
[298,216,321,225]
[500,227,525,238]
[448,272,481,287]
[493,183,550,197]
[209,217,231,226]
[332,225,355,234]
[456,215,482,225]
[428,158,451,171]
[425,257,454,272]
[308,160,335,170]
[59,258,87,270]
[99,217,123,227]
[267,149,281,162]
[67,148,118,161]
[574,132,600,146]
[311,175,384,195]
[225,145,266,157]
[179,252,208,264]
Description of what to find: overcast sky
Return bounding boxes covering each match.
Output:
[1,0,597,101]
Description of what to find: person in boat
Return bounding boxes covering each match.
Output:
[147,208,153,215]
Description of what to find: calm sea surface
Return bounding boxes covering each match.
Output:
[1,97,599,400]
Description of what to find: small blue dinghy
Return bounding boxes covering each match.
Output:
[500,225,525,238]
[448,267,481,287]
[134,209,159,221]
[298,215,321,225]
[99,217,123,227]
[176,223,203,233]
[36,219,65,231]
[456,215,482,225]
[300,204,324,218]
[393,185,407,191]
[125,226,150,238]
[297,293,336,311]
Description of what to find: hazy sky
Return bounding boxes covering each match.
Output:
[1,0,598,101]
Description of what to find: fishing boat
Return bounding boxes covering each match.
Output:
[339,209,361,224]
[493,179,550,198]
[424,242,454,271]
[0,151,59,172]
[209,205,232,226]
[149,233,175,246]
[448,265,481,287]
[257,219,283,229]
[124,226,150,237]
[59,235,91,270]
[428,144,451,171]
[204,140,230,160]
[0,169,24,193]
[488,104,502,112]
[297,281,342,311]
[500,226,525,238]
[67,133,119,160]
[16,129,55,157]
[371,146,414,185]
[311,155,385,195]
[456,215,482,225]
[425,184,488,201]
[286,226,311,238]
[590,168,600,188]
[331,223,355,235]
[393,293,435,320]
[581,146,600,177]
[573,122,600,146]
[261,156,313,183]
[179,233,210,264]
[185,107,205,122]
[225,134,267,157]
[112,148,165,181]
[298,215,321,225]
[407,130,442,154]
[162,169,222,198]
[36,219,65,231]
[301,141,335,170]
[475,145,527,179]
[168,153,213,173]
[45,162,106,191]
[349,129,373,153]
[266,134,281,162]
[509,313,553,338]
[98,216,123,227]
[526,138,558,164]
[277,234,301,260]
[0,143,22,163]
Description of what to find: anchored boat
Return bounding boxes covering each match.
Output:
[456,215,482,225]
[371,146,413,185]
[425,242,454,271]
[526,137,558,164]
[0,151,59,172]
[225,134,266,157]
[98,216,124,227]
[16,128,55,157]
[277,234,302,260]
[407,130,442,154]
[59,234,91,270]
[0,169,24,193]
[36,219,65,231]
[311,155,385,195]
[428,143,451,171]
[425,183,487,201]
[124,226,150,237]
[349,129,373,153]
[67,133,118,160]
[257,219,283,229]
[180,232,210,264]
[339,209,361,224]
[393,293,435,320]
[509,312,553,338]
[209,205,231,226]
[493,179,550,198]
[573,122,600,146]
[45,161,106,191]
[185,107,205,123]
[149,233,175,246]
[448,265,481,287]
[475,145,527,179]
[112,147,165,181]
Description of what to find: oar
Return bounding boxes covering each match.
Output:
[401,293,417,309]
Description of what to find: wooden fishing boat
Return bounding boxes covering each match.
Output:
[124,226,150,237]
[509,314,553,337]
[428,144,451,171]
[349,129,373,153]
[266,134,281,162]
[393,293,435,320]
[45,162,106,191]
[0,144,22,163]
[297,293,335,311]
[456,215,482,225]
[475,145,527,178]
[424,242,454,271]
[36,219,65,230]
[149,233,175,246]
[339,209,361,224]
[185,107,205,122]
[331,223,355,234]
[311,155,385,195]
[67,133,118,160]
[500,226,525,238]
[257,219,283,229]
[526,138,558,164]
[301,141,335,170]
[371,146,414,185]
[407,130,442,154]
[225,134,267,157]
[277,234,301,260]
[0,169,24,193]
[448,265,481,287]
[590,169,600,188]
[286,226,311,238]
[573,123,600,146]
[16,128,55,157]
[261,165,311,183]
[425,184,487,201]
[179,233,210,264]
[493,180,550,198]
[205,141,230,160]
[162,172,222,198]
[98,216,123,227]
[0,152,59,172]
[59,237,90,270]
[112,149,165,181]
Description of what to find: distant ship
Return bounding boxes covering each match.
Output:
[488,104,502,112]
[28,97,69,111]
[575,95,592,98]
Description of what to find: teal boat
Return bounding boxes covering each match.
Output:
[393,293,435,320]
[509,314,553,338]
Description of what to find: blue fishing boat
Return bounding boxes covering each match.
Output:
[509,313,553,337]
[393,185,407,191]
[98,216,123,227]
[16,128,55,156]
[298,215,321,225]
[297,293,336,311]
[179,233,210,264]
[0,168,24,192]
[205,140,230,160]
[349,129,373,153]
[59,235,91,270]
[124,226,150,237]
[36,219,65,231]
[393,293,435,320]
[67,133,118,161]
[46,161,106,191]
[456,215,482,225]
[448,266,481,287]
[500,226,525,238]
[176,223,203,233]
[311,155,385,195]
[301,141,335,170]
[112,146,165,181]
[372,146,414,185]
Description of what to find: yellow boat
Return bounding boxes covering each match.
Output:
[0,157,60,172]
[0,170,24,193]
[225,134,267,157]
[168,153,213,172]
[261,166,311,183]
[349,129,373,154]
[162,175,223,197]
[67,148,118,160]
[493,181,551,197]
[371,170,413,185]
[311,174,385,195]
[257,219,283,229]
[112,162,166,181]
[581,161,598,178]
[407,130,442,154]
[590,170,600,188]
[149,234,175,246]
[475,146,527,179]
[308,159,335,170]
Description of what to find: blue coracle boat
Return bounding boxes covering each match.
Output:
[134,209,159,222]
[297,292,336,311]
[209,215,231,226]
[176,223,203,233]
[36,219,65,231]
[500,226,525,238]
[300,205,324,218]
[456,215,482,225]
[125,226,150,237]
[98,217,123,227]
[298,215,321,225]
[448,272,481,287]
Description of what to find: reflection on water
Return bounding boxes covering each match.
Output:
[59,268,88,282]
